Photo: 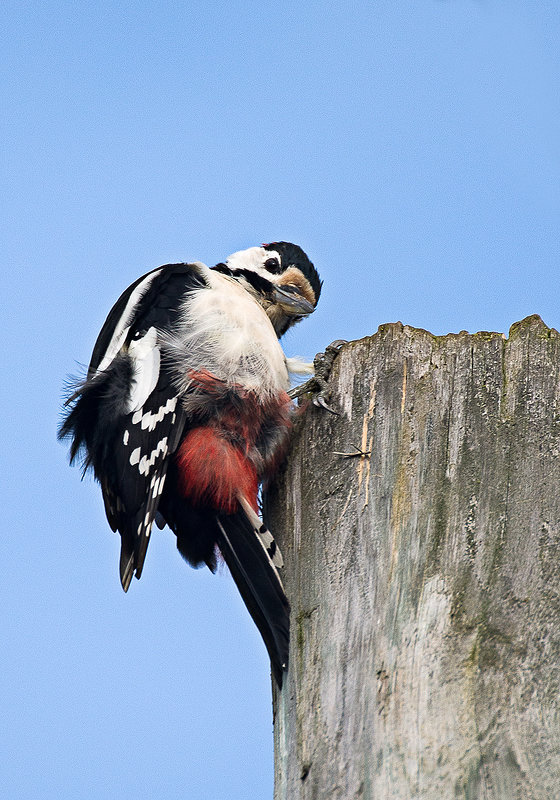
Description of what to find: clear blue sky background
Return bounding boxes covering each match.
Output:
[2,1,559,798]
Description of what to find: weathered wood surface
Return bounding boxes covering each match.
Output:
[266,315,560,800]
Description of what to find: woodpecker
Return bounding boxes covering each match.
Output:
[59,242,321,686]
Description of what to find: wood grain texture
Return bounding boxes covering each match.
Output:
[266,315,560,800]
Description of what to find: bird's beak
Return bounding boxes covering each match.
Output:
[272,285,315,316]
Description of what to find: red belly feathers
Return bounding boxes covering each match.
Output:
[175,370,292,514]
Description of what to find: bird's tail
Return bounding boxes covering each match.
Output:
[216,496,290,687]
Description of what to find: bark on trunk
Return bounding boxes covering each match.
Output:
[265,315,560,800]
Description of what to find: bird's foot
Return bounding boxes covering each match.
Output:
[289,339,347,414]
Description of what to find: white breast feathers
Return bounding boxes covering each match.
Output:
[161,268,290,399]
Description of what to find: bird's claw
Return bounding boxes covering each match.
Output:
[323,339,348,353]
[289,339,347,413]
[313,393,339,415]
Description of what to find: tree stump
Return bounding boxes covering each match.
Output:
[266,315,560,800]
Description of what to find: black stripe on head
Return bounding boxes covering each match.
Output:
[263,242,322,302]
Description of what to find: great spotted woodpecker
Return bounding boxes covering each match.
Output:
[59,242,321,686]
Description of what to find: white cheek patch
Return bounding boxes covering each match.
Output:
[226,246,270,272]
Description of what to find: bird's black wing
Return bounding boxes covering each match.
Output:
[59,262,207,589]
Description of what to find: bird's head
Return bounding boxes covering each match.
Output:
[217,242,322,337]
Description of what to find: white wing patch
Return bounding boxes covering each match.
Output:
[127,327,161,412]
[129,437,169,475]
[129,396,178,431]
[150,473,166,499]
[95,268,165,376]
[97,325,131,374]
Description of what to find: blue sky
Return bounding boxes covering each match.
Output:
[2,1,559,798]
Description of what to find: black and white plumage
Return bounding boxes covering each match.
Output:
[59,242,321,685]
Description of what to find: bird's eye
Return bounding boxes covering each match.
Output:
[264,257,281,274]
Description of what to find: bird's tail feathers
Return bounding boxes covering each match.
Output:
[216,501,289,687]
[237,495,284,571]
